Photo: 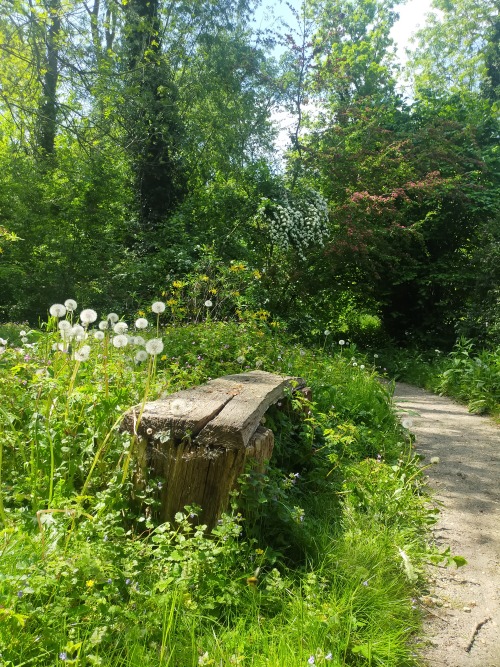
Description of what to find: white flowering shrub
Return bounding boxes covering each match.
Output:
[257,188,329,260]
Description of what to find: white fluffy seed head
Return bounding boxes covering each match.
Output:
[151,301,166,314]
[75,345,91,362]
[50,303,67,318]
[135,317,149,329]
[98,320,108,331]
[80,309,98,325]
[145,338,164,355]
[94,331,105,340]
[58,320,71,332]
[112,334,128,348]
[135,350,148,363]
[64,299,77,312]
[113,322,128,334]
[107,313,119,324]
[204,300,213,307]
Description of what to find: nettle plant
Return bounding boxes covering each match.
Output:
[256,188,330,260]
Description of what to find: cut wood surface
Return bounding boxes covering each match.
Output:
[121,370,306,527]
[122,370,305,448]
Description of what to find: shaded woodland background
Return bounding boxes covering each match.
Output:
[1,0,499,348]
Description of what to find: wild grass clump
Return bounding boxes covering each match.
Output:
[0,301,436,665]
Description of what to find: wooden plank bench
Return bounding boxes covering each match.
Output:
[121,370,307,528]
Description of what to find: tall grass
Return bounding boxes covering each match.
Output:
[0,315,434,666]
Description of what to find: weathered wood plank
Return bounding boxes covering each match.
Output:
[121,383,235,441]
[196,370,304,450]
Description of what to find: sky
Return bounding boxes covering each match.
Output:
[255,0,438,157]
[254,0,436,64]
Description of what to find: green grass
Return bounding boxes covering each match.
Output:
[0,314,434,665]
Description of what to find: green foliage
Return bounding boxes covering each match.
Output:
[0,303,433,665]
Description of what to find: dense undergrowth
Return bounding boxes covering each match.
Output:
[380,339,500,419]
[0,307,446,666]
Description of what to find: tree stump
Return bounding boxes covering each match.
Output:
[120,370,306,528]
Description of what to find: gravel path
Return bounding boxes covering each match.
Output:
[393,383,500,667]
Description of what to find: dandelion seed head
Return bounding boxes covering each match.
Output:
[151,301,166,314]
[135,350,148,363]
[58,320,71,332]
[113,334,128,348]
[204,300,213,307]
[145,338,164,356]
[94,331,105,341]
[107,312,119,323]
[75,345,91,362]
[50,303,67,318]
[80,309,97,325]
[113,322,128,334]
[324,329,330,336]
[135,317,149,330]
[64,299,77,311]
[401,418,413,429]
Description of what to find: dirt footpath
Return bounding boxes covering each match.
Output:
[393,383,500,667]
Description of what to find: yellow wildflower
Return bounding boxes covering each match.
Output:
[86,580,95,588]
[161,355,167,361]
[253,270,262,280]
[209,288,217,295]
[230,263,246,272]
[200,275,209,282]
[172,280,184,289]
[167,298,177,306]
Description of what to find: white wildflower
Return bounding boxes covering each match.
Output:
[50,303,67,318]
[204,300,213,308]
[151,301,166,314]
[64,299,77,312]
[145,338,164,356]
[21,337,28,344]
[338,339,345,346]
[80,309,98,325]
[113,322,128,334]
[19,330,27,336]
[324,329,330,336]
[360,364,365,370]
[112,334,128,348]
[135,317,149,329]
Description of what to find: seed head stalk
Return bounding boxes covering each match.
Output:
[121,355,154,485]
